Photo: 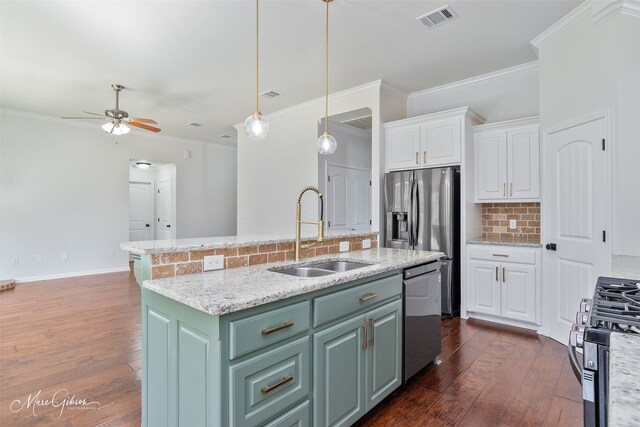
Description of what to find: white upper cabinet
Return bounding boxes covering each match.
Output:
[474,117,540,202]
[384,107,484,171]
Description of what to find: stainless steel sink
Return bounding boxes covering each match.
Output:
[308,260,371,272]
[272,267,336,277]
[270,260,371,277]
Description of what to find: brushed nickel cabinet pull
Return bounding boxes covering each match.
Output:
[359,292,379,302]
[503,183,506,197]
[495,266,498,282]
[509,182,513,197]
[423,151,427,164]
[503,268,506,283]
[415,152,419,165]
[362,320,368,350]
[261,375,293,394]
[262,321,294,335]
[369,318,375,348]
[492,253,509,257]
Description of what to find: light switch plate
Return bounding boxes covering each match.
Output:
[204,255,224,271]
[339,241,350,252]
[509,219,517,230]
[362,239,372,249]
[35,254,43,263]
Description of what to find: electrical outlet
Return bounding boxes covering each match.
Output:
[34,254,43,263]
[61,252,69,261]
[110,249,116,258]
[11,256,19,265]
[204,255,224,271]
[362,239,372,249]
[509,219,517,230]
[339,241,350,252]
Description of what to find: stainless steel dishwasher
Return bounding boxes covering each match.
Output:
[403,261,442,382]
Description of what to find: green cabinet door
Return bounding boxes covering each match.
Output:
[365,299,403,411]
[313,315,366,427]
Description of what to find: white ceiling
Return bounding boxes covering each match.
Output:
[0,0,580,144]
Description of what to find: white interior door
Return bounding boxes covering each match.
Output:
[129,182,153,241]
[156,179,173,240]
[326,165,371,232]
[544,116,608,344]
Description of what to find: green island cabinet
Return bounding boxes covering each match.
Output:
[142,272,403,427]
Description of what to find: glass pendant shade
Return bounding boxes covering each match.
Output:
[317,131,337,155]
[244,112,270,139]
[102,121,130,136]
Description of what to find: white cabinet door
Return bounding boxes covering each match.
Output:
[475,131,507,201]
[467,260,501,316]
[501,264,536,323]
[507,125,540,200]
[421,119,461,167]
[386,125,420,170]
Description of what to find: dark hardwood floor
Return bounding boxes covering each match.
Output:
[0,270,582,426]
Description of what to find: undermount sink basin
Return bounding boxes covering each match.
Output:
[308,260,371,272]
[272,267,336,277]
[270,260,371,278]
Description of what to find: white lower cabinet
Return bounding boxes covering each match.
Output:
[467,245,540,325]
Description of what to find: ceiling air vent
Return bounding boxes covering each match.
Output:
[220,134,232,139]
[188,122,203,127]
[417,5,458,29]
[260,90,280,98]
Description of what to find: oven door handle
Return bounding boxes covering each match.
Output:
[567,340,583,385]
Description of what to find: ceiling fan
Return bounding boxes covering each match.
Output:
[62,84,160,135]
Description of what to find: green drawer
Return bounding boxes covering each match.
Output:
[229,336,310,427]
[313,274,402,328]
[229,301,310,359]
[262,400,310,427]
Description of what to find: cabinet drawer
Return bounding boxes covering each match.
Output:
[229,336,310,427]
[467,245,538,265]
[313,274,401,327]
[262,400,310,427]
[229,301,310,360]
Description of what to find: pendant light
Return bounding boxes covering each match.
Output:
[244,0,270,139]
[317,0,337,155]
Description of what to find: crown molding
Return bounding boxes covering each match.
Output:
[380,81,407,100]
[593,0,640,26]
[472,116,540,132]
[407,61,538,99]
[385,106,485,129]
[530,0,592,55]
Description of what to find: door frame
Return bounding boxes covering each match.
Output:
[540,108,612,339]
[322,161,372,231]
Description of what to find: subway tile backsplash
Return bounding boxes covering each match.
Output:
[481,203,540,241]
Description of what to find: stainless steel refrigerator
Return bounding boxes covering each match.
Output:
[384,167,460,317]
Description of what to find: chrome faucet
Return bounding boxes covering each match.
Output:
[295,186,325,261]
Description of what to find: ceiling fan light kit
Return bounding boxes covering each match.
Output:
[102,121,130,135]
[244,0,270,140]
[317,0,337,155]
[135,161,151,170]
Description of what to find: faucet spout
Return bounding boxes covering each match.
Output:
[295,186,325,261]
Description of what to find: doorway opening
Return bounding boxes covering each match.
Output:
[318,108,372,232]
[129,160,177,243]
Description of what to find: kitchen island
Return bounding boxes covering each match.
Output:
[139,246,442,427]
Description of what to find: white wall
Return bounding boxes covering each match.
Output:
[0,109,237,281]
[236,81,383,236]
[407,62,539,123]
[537,10,640,256]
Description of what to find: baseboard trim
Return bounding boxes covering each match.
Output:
[15,267,131,283]
[466,311,542,333]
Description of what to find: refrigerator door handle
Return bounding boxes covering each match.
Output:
[411,177,419,247]
[407,176,414,247]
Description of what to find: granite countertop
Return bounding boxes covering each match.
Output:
[611,255,640,280]
[142,247,443,316]
[609,332,640,426]
[121,230,377,255]
[466,236,542,248]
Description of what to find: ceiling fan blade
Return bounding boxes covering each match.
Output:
[61,116,105,120]
[83,111,107,117]
[130,122,161,133]
[128,118,157,125]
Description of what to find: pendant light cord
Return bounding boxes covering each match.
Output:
[324,0,329,134]
[256,0,260,113]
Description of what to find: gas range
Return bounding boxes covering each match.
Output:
[568,276,640,427]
